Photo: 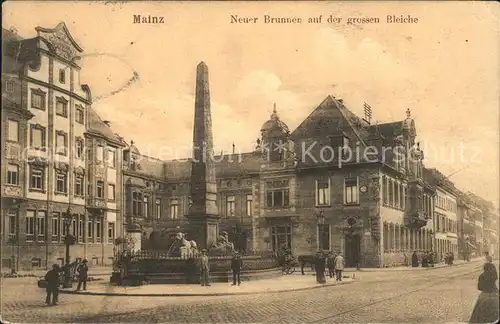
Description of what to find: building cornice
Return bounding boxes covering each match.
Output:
[23,76,90,104]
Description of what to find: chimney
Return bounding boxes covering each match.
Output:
[232,143,235,154]
[363,102,372,125]
[103,120,111,127]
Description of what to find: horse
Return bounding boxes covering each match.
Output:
[297,255,317,275]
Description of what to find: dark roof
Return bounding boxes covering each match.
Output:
[164,152,261,181]
[366,121,404,141]
[86,107,124,145]
[2,28,25,73]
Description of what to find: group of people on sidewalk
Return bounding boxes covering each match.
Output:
[42,259,89,306]
[411,250,437,267]
[315,250,345,284]
[198,249,243,287]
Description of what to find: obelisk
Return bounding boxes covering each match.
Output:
[187,61,220,250]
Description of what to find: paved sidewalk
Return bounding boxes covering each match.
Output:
[294,257,484,274]
[60,275,355,297]
[2,266,113,277]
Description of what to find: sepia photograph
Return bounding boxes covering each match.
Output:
[1,1,499,323]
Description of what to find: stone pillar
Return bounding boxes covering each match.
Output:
[187,62,221,250]
[392,223,396,251]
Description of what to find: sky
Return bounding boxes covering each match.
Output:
[3,1,499,206]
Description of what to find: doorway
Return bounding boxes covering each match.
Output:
[344,232,361,268]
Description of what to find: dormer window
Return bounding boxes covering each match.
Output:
[270,140,284,162]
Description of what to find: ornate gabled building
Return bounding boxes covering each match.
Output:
[118,93,435,268]
[1,23,124,270]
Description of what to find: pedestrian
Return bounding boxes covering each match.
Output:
[44,264,61,306]
[231,252,243,286]
[76,259,88,291]
[199,249,210,286]
[326,252,336,278]
[334,252,345,282]
[411,251,419,267]
[314,250,326,284]
[484,252,493,263]
[469,262,499,323]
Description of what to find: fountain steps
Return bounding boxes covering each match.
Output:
[131,268,283,284]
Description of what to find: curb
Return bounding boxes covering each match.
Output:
[349,260,481,272]
[59,279,355,297]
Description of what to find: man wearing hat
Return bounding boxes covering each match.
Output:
[231,252,243,286]
[199,249,210,286]
[76,259,88,291]
[44,264,61,305]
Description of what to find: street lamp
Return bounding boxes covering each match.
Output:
[62,206,76,288]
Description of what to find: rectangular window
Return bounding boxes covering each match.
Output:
[52,213,60,242]
[246,194,253,216]
[78,218,84,243]
[5,80,14,92]
[36,211,46,242]
[170,199,179,219]
[7,164,19,185]
[76,139,84,159]
[316,180,330,206]
[342,136,350,158]
[56,98,68,117]
[96,181,104,198]
[30,167,44,190]
[108,222,115,242]
[271,225,292,251]
[226,195,236,216]
[155,198,161,219]
[388,180,394,206]
[75,107,84,124]
[59,69,66,84]
[75,176,84,196]
[382,176,388,205]
[31,91,44,110]
[55,173,67,194]
[7,119,19,142]
[30,125,45,149]
[96,220,101,242]
[108,184,115,201]
[143,195,149,218]
[8,210,17,239]
[132,191,142,216]
[26,210,35,241]
[72,218,77,237]
[87,221,93,239]
[266,189,290,208]
[344,178,359,204]
[56,132,67,155]
[96,146,104,162]
[318,224,330,250]
[108,150,116,168]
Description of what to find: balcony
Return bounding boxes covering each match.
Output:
[86,197,106,216]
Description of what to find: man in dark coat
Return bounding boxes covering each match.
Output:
[45,264,61,305]
[231,252,243,286]
[76,259,89,291]
[411,251,419,267]
[314,250,326,284]
[326,252,336,278]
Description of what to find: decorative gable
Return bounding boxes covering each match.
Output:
[35,22,83,61]
[291,96,345,140]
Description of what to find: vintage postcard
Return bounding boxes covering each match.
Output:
[1,1,499,323]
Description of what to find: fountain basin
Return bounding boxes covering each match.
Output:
[112,252,281,285]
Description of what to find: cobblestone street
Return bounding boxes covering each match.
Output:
[1,262,488,323]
